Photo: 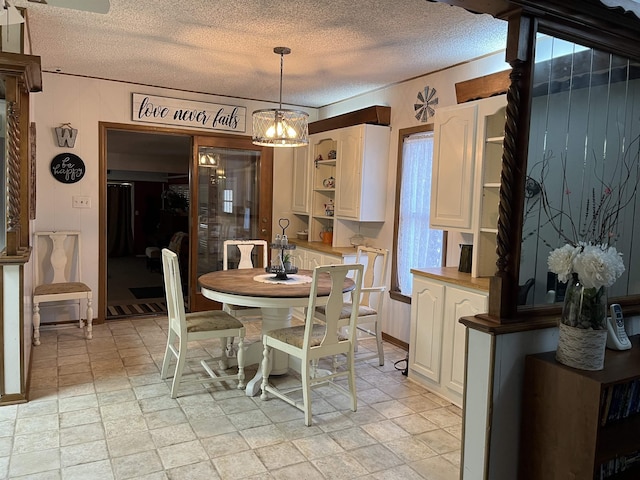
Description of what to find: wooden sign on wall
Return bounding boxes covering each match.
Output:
[132,93,246,133]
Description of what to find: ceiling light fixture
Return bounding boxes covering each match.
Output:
[252,47,308,148]
[1,1,25,25]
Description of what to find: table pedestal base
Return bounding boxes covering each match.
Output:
[243,306,292,396]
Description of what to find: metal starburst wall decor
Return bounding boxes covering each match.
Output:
[414,86,438,122]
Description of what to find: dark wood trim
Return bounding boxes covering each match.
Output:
[389,290,410,305]
[460,313,558,335]
[455,69,511,104]
[381,332,408,352]
[0,52,42,92]
[489,13,535,320]
[308,105,390,135]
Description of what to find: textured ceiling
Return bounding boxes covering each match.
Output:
[14,0,508,108]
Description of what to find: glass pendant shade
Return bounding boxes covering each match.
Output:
[252,108,309,147]
[252,46,308,148]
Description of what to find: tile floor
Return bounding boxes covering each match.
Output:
[2,316,462,479]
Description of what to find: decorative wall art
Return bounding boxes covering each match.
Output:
[55,123,78,148]
[414,86,438,122]
[50,153,85,184]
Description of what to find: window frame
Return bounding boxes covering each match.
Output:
[390,124,447,304]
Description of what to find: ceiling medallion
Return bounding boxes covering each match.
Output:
[414,86,438,122]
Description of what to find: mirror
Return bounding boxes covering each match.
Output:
[520,34,640,307]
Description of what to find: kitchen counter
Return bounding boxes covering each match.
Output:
[289,240,357,257]
[411,266,490,292]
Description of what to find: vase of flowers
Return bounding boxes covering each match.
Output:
[548,243,625,370]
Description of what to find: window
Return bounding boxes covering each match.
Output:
[391,126,445,302]
[223,189,233,213]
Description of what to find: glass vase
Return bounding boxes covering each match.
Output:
[556,273,608,370]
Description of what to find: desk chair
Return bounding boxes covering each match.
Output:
[314,246,389,366]
[160,249,246,398]
[222,239,268,353]
[32,231,93,346]
[260,263,363,426]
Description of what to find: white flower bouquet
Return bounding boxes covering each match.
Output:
[548,242,625,330]
[548,242,625,290]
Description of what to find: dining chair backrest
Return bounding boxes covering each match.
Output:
[162,248,187,339]
[305,264,364,353]
[356,246,389,310]
[223,239,268,270]
[34,231,83,286]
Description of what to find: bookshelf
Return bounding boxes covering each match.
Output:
[519,335,640,479]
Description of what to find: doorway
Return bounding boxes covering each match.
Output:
[98,123,273,322]
[104,129,191,319]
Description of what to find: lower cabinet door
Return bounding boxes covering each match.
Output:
[409,278,445,384]
[441,286,488,403]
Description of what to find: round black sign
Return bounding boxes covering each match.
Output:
[50,153,85,184]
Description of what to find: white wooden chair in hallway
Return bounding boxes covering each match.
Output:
[160,248,246,398]
[314,246,389,366]
[260,263,363,426]
[32,231,93,346]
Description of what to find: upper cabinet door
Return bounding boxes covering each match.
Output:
[291,145,310,214]
[430,103,478,231]
[335,124,390,221]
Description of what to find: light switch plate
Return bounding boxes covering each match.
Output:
[73,196,91,208]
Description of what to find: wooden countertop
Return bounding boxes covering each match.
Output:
[289,240,357,257]
[411,266,490,292]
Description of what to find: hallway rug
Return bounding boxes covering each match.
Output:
[106,302,167,319]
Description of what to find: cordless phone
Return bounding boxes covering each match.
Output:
[606,303,631,350]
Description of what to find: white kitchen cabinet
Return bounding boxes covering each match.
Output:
[303,124,390,246]
[334,124,390,221]
[472,96,507,277]
[430,102,478,231]
[408,269,489,407]
[291,145,310,214]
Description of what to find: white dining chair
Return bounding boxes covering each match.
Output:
[260,263,363,426]
[222,239,268,356]
[160,248,246,398]
[32,231,93,345]
[314,246,389,366]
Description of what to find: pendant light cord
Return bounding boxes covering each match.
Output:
[278,51,284,110]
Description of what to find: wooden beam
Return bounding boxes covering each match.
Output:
[309,106,390,135]
[455,70,511,103]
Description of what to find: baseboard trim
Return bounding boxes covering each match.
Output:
[382,332,408,351]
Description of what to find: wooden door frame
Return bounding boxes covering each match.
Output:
[98,122,273,322]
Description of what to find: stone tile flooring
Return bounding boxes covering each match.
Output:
[2,316,461,479]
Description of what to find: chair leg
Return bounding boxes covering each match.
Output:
[219,338,229,370]
[301,360,312,426]
[33,301,41,346]
[236,335,245,389]
[85,297,93,340]
[170,339,187,398]
[160,330,176,380]
[347,350,357,413]
[260,344,271,400]
[375,321,384,366]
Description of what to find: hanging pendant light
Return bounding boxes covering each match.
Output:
[252,47,309,147]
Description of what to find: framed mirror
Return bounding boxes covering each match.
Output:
[519,33,640,308]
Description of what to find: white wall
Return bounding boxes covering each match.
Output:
[29,73,316,324]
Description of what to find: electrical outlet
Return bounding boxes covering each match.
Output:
[72,196,91,208]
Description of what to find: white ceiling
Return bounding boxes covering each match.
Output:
[14,0,508,109]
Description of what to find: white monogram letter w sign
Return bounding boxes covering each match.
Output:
[55,125,78,148]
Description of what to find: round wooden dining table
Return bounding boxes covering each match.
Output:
[198,267,355,396]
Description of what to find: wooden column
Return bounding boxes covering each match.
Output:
[488,13,535,320]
